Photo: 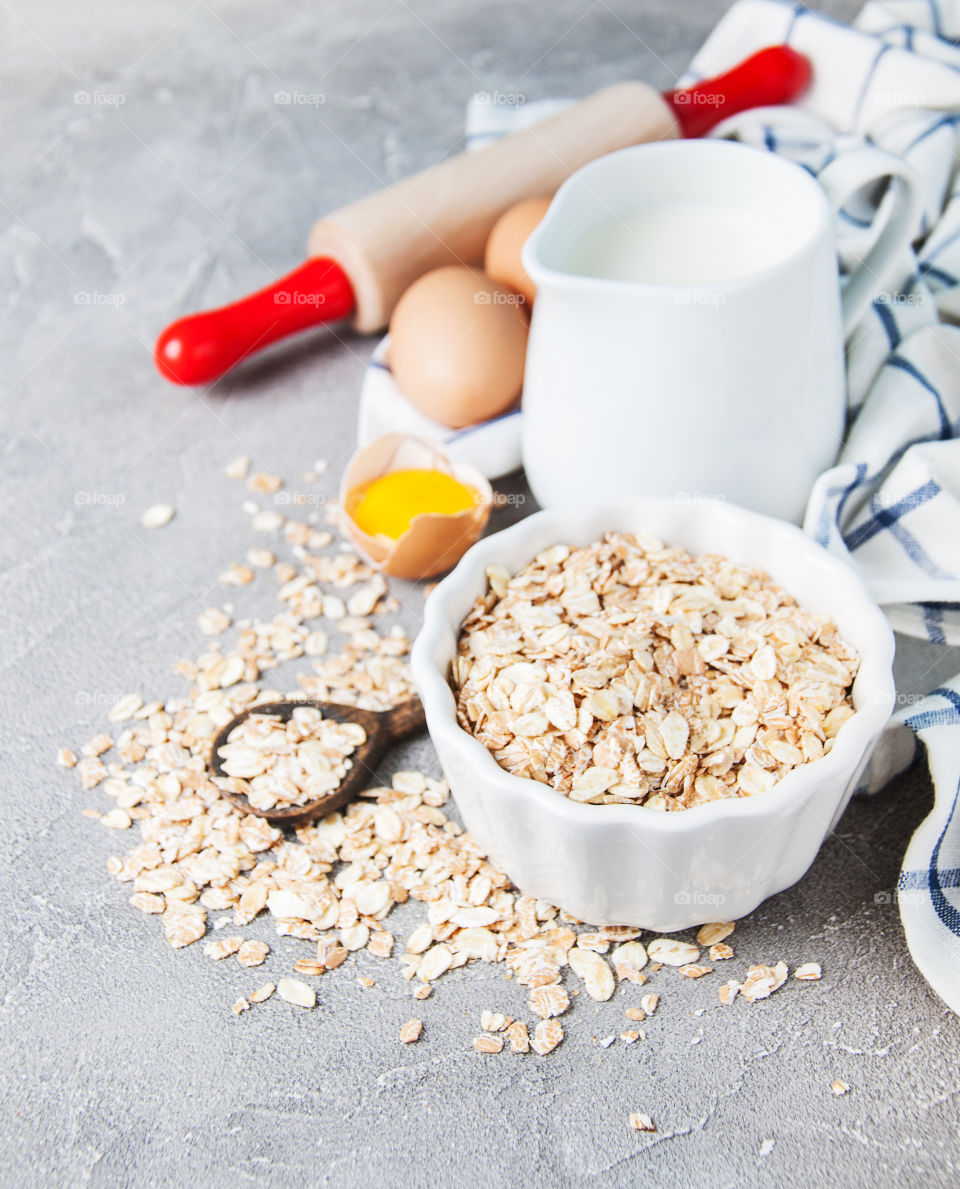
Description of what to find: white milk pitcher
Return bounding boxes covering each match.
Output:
[520,139,921,523]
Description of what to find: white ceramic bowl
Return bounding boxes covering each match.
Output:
[411,499,896,931]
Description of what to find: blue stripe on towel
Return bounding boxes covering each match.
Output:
[812,462,867,546]
[445,407,522,442]
[919,262,959,287]
[852,44,891,127]
[906,687,960,731]
[867,434,945,486]
[900,867,960,890]
[928,776,960,935]
[887,355,952,438]
[922,223,960,265]
[887,513,954,577]
[844,479,941,549]
[873,298,901,349]
[783,3,807,42]
[923,602,948,644]
[906,113,960,154]
[838,206,874,228]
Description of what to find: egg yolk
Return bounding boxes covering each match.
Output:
[347,469,479,540]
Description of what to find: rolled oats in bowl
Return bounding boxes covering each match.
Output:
[451,531,859,811]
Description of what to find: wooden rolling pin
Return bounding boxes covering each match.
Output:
[155,46,810,384]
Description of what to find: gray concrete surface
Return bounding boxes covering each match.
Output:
[2,1,958,1185]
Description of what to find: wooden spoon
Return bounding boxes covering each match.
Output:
[208,697,426,826]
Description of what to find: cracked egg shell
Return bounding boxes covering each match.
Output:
[340,434,492,581]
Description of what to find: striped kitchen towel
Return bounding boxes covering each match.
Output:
[677,0,960,641]
[885,679,960,1014]
[462,0,960,1012]
[678,0,960,1013]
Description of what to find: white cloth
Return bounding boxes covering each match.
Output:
[678,0,960,643]
[364,0,960,1009]
[679,0,960,1014]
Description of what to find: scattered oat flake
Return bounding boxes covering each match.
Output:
[647,938,699,967]
[248,472,283,494]
[83,733,112,757]
[358,976,375,988]
[739,961,789,1003]
[294,959,327,977]
[678,964,712,979]
[251,510,284,532]
[368,931,394,959]
[709,943,734,961]
[237,940,270,967]
[616,966,647,986]
[247,547,276,569]
[795,962,822,981]
[219,563,254,586]
[100,808,131,830]
[399,1018,423,1043]
[832,1080,850,1096]
[576,932,610,953]
[141,504,175,528]
[531,1019,563,1056]
[205,936,243,961]
[197,607,231,636]
[568,948,615,1001]
[277,977,315,1008]
[612,940,647,979]
[249,983,275,1003]
[529,984,570,1019]
[232,998,250,1016]
[479,1010,508,1032]
[163,909,206,949]
[629,1113,656,1133]
[321,942,348,971]
[57,747,78,768]
[405,924,433,955]
[108,694,143,723]
[621,1030,642,1044]
[473,1034,503,1054]
[696,922,734,947]
[418,944,453,982]
[413,984,432,1001]
[77,757,108,790]
[507,1021,530,1053]
[599,1035,616,1048]
[718,980,740,1006]
[625,1007,646,1022]
[225,455,250,480]
[640,993,659,1016]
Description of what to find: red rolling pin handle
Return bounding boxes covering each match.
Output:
[664,45,811,138]
[155,45,811,387]
[154,258,355,385]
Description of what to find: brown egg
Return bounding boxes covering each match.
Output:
[484,196,552,307]
[388,266,528,430]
